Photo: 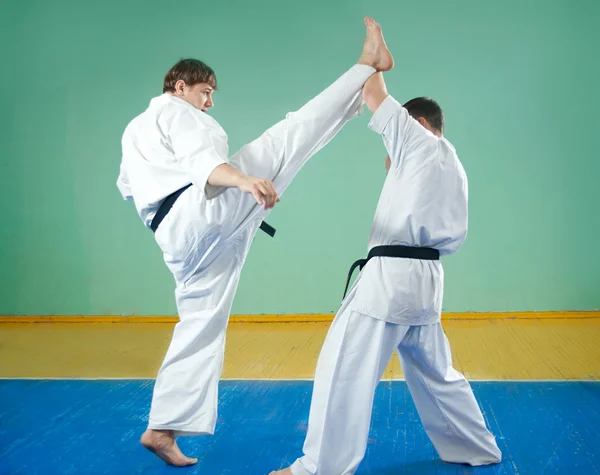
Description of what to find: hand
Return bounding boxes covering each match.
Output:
[238,175,280,210]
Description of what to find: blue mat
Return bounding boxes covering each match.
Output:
[1,380,598,474]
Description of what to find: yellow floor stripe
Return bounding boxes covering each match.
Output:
[1,318,599,380]
[1,311,599,324]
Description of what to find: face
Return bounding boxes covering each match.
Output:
[173,80,215,112]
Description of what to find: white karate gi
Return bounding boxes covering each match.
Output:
[117,64,376,436]
[290,96,502,475]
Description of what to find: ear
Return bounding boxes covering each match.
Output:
[174,79,187,95]
[417,117,428,127]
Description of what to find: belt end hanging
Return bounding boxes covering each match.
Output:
[342,258,367,300]
[259,221,276,237]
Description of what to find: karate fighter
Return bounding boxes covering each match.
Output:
[117,17,394,467]
[270,73,502,475]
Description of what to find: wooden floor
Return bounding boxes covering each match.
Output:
[1,317,599,380]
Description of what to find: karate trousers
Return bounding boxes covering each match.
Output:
[148,64,376,436]
[290,303,503,475]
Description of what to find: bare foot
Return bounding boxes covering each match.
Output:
[269,468,293,475]
[140,429,198,467]
[358,17,394,72]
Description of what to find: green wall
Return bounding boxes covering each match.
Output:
[1,0,598,316]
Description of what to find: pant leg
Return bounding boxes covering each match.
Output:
[218,64,375,237]
[291,304,408,475]
[397,323,502,465]
[147,243,243,436]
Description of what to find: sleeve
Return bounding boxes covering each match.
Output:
[116,163,133,201]
[168,109,228,191]
[368,95,438,170]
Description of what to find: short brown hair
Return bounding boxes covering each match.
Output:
[163,58,217,93]
[403,97,444,132]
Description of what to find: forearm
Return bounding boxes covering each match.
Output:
[207,164,280,210]
[363,73,389,114]
[207,163,247,188]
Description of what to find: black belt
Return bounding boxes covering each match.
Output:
[150,184,276,237]
[342,245,440,299]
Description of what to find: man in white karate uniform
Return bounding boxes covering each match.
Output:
[271,73,502,475]
[117,18,394,467]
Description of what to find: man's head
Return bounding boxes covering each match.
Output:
[163,58,217,112]
[403,97,444,136]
